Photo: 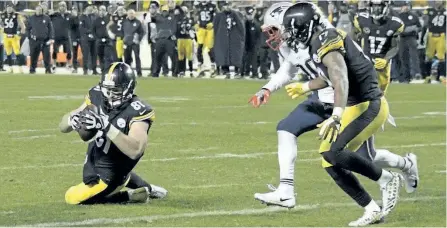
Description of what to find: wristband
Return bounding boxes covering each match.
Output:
[332,107,344,118]
[106,124,120,141]
[302,81,310,93]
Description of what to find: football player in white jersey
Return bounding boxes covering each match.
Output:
[249,2,419,226]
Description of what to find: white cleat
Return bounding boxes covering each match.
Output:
[254,185,296,208]
[348,210,383,227]
[402,153,419,193]
[127,187,150,203]
[381,171,403,217]
[149,184,168,199]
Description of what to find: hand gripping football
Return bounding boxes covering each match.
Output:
[77,104,100,142]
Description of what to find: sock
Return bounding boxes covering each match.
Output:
[126,172,151,190]
[188,60,193,72]
[325,166,372,207]
[179,59,186,73]
[197,44,203,65]
[438,61,445,78]
[209,48,215,63]
[6,55,12,67]
[277,130,297,194]
[364,200,381,212]
[374,149,406,171]
[377,169,393,188]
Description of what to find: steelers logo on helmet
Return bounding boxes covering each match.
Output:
[282,2,322,51]
[100,62,136,110]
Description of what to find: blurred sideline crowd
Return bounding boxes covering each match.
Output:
[0,0,445,83]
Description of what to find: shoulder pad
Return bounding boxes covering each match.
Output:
[127,97,155,124]
[315,29,346,59]
[85,85,102,106]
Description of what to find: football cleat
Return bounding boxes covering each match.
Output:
[402,153,419,193]
[254,185,296,208]
[348,210,383,227]
[149,184,168,199]
[127,187,150,203]
[381,171,403,217]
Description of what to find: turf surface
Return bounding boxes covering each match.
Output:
[0,75,445,226]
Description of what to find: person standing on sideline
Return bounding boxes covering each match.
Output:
[70,6,80,73]
[176,6,194,77]
[27,5,54,74]
[50,1,73,72]
[242,6,261,78]
[123,9,145,77]
[79,5,98,75]
[93,5,113,74]
[398,1,422,82]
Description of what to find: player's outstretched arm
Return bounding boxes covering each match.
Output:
[106,121,149,160]
[322,51,348,113]
[59,102,87,133]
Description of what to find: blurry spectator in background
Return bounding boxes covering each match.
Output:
[50,1,73,71]
[194,0,216,77]
[398,1,422,83]
[422,0,446,83]
[333,1,355,35]
[176,6,194,77]
[258,30,279,80]
[151,5,178,77]
[94,5,113,73]
[0,27,4,71]
[79,5,97,75]
[123,9,145,76]
[1,3,26,73]
[70,6,80,73]
[27,4,53,74]
[213,1,245,79]
[107,6,127,62]
[242,6,260,79]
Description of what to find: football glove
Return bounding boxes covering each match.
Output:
[206,23,213,29]
[81,110,110,131]
[69,112,81,130]
[317,115,341,143]
[374,58,388,70]
[285,82,310,99]
[249,89,271,108]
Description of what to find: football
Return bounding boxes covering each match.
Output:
[77,104,100,142]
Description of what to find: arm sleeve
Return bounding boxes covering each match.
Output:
[48,17,54,39]
[138,21,146,40]
[262,60,299,92]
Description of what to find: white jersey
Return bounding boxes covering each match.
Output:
[262,43,334,104]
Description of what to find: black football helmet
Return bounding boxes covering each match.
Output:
[369,0,391,20]
[282,2,322,50]
[100,62,136,110]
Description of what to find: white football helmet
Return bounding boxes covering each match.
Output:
[262,2,293,50]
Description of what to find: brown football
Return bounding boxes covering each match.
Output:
[77,104,99,142]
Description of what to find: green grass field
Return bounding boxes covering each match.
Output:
[0,74,445,227]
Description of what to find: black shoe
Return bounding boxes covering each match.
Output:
[0,67,5,71]
[72,69,78,74]
[92,71,99,75]
[45,70,53,74]
[83,71,88,75]
[178,72,185,78]
[30,70,36,74]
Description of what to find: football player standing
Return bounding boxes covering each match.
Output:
[281,2,403,226]
[1,3,26,73]
[353,0,403,92]
[59,62,167,205]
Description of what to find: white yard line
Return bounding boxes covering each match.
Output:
[0,211,14,215]
[174,184,244,189]
[435,170,446,173]
[8,128,57,134]
[21,196,445,227]
[0,142,444,170]
[11,135,56,140]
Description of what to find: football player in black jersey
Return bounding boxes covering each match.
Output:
[194,0,216,76]
[353,0,403,93]
[423,0,446,83]
[282,2,401,226]
[59,62,167,205]
[107,6,127,62]
[1,3,26,73]
[176,6,195,77]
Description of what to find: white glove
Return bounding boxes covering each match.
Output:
[46,39,54,45]
[88,34,94,39]
[108,30,116,40]
[189,30,195,39]
[72,41,78,46]
[69,112,81,130]
[81,110,109,130]
[317,115,341,143]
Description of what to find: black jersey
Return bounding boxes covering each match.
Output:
[424,8,446,34]
[309,28,382,106]
[354,12,404,59]
[111,14,127,37]
[1,12,19,35]
[82,86,154,185]
[196,3,216,28]
[176,16,193,39]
